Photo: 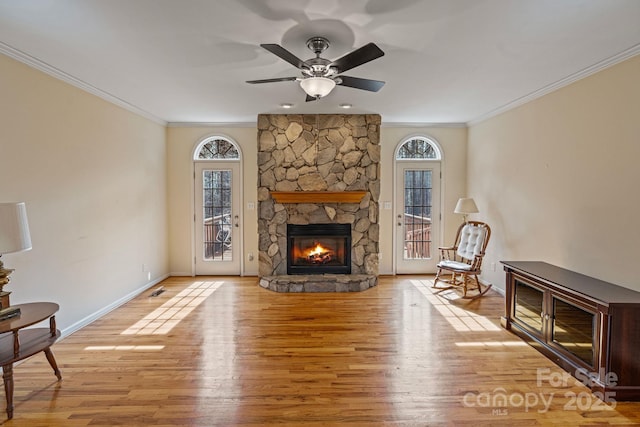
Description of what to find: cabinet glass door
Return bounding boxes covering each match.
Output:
[552,297,595,366]
[514,279,544,333]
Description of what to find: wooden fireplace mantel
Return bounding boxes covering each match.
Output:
[271,191,366,204]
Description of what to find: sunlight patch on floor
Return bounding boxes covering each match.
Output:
[410,279,501,332]
[120,281,224,335]
[84,345,165,351]
[455,341,527,347]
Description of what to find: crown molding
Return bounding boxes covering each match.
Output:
[380,122,467,128]
[468,43,640,126]
[167,120,467,128]
[167,121,256,128]
[0,42,167,126]
[168,121,467,128]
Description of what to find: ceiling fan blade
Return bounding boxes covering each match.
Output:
[246,77,298,84]
[329,43,384,73]
[305,94,320,102]
[337,76,385,92]
[261,44,306,69]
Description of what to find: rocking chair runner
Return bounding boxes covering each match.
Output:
[433,221,492,298]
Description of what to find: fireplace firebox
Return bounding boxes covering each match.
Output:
[287,223,351,275]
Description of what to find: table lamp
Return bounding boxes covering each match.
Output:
[0,202,32,297]
[454,198,479,223]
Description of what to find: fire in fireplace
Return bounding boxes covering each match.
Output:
[287,223,351,275]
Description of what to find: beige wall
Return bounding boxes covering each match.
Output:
[166,126,259,276]
[0,54,168,332]
[468,54,640,291]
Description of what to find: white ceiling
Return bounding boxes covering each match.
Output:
[1,0,639,125]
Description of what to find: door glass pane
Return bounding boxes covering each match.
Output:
[514,280,543,333]
[403,170,432,259]
[552,298,594,366]
[202,170,232,261]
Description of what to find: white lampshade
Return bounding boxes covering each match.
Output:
[0,202,32,255]
[454,198,479,215]
[300,77,336,98]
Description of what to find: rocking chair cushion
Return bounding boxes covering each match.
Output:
[457,224,486,260]
[437,260,473,271]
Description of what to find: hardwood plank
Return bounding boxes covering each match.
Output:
[4,275,640,425]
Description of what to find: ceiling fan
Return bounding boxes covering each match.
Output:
[246,37,385,101]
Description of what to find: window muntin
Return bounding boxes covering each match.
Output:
[196,138,239,160]
[202,169,233,261]
[396,138,440,160]
[403,169,433,259]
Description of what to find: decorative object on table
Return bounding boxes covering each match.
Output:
[453,197,479,224]
[0,202,32,307]
[0,306,20,321]
[0,292,9,310]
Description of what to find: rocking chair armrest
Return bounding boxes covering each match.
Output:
[469,254,485,270]
[438,246,457,261]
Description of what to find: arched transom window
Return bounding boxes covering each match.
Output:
[396,137,441,160]
[196,137,240,160]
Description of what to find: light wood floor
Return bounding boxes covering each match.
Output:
[5,276,640,426]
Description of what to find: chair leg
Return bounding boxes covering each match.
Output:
[461,274,468,297]
[459,274,492,299]
[433,268,443,287]
[433,269,455,289]
[434,269,492,298]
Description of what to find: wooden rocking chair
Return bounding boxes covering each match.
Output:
[433,221,492,298]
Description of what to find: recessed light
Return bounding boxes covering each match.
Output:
[339,103,352,109]
[281,103,294,109]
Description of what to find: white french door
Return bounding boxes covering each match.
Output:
[194,162,241,275]
[395,162,441,274]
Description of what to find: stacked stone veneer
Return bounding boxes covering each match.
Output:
[257,114,380,291]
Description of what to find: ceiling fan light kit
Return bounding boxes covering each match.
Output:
[300,77,336,98]
[247,36,385,101]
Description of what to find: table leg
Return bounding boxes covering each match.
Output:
[49,316,57,336]
[2,363,14,420]
[44,347,62,380]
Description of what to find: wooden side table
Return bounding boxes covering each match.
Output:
[0,302,61,419]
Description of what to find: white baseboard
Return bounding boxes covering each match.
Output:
[169,271,193,277]
[59,273,170,339]
[480,277,505,296]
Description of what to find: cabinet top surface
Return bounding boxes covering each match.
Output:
[501,261,640,304]
[0,302,59,333]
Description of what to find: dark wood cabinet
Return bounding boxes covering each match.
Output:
[501,261,640,401]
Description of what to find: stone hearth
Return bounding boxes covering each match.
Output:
[257,114,380,292]
[259,274,377,293]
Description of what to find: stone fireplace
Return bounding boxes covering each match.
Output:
[257,114,380,292]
